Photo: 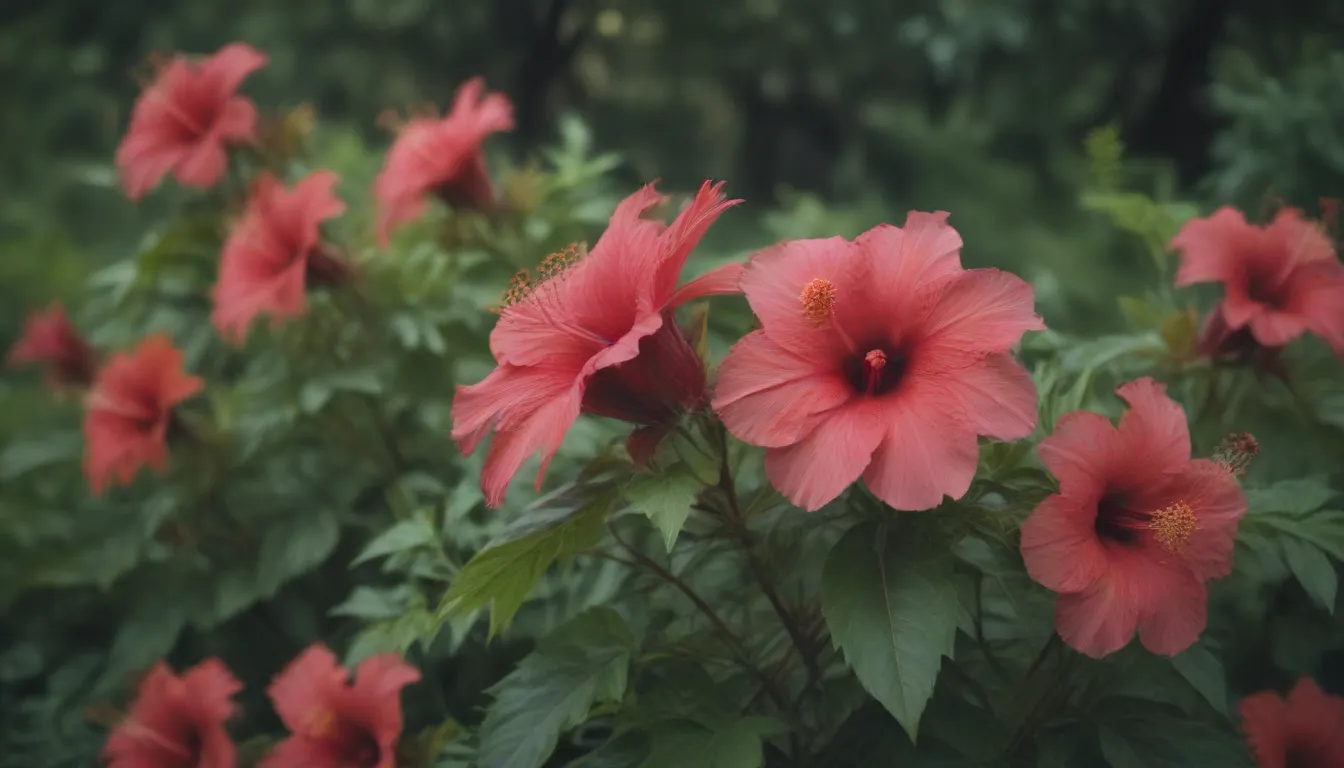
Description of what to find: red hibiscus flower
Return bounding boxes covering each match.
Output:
[83,334,204,495]
[263,644,420,768]
[710,212,1043,512]
[1019,378,1248,658]
[6,303,97,390]
[212,170,349,344]
[1173,206,1344,358]
[452,181,742,506]
[1240,677,1344,768]
[374,77,514,245]
[116,43,267,200]
[102,658,241,768]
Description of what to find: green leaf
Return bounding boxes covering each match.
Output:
[442,490,614,636]
[331,585,418,621]
[1095,700,1252,768]
[298,366,384,413]
[0,430,82,480]
[820,522,959,740]
[353,516,438,566]
[258,513,340,593]
[1279,537,1338,613]
[1248,479,1335,517]
[477,607,637,768]
[640,718,777,768]
[624,467,701,551]
[569,733,650,768]
[1169,644,1228,715]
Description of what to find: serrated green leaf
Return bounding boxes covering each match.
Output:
[353,517,438,566]
[1279,537,1337,613]
[625,467,701,551]
[639,718,776,768]
[1169,644,1228,715]
[820,522,959,740]
[442,492,614,636]
[478,607,637,768]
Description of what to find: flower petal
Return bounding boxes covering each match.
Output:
[1115,377,1191,478]
[1135,569,1207,656]
[763,399,886,511]
[267,645,348,737]
[173,139,228,190]
[667,261,744,309]
[934,353,1038,440]
[913,268,1046,363]
[1177,459,1247,581]
[1037,410,1118,496]
[199,42,268,97]
[1239,691,1289,768]
[860,390,979,511]
[654,181,742,303]
[1172,207,1250,286]
[739,235,855,361]
[713,330,851,448]
[1020,493,1108,594]
[1054,578,1140,659]
[853,212,964,304]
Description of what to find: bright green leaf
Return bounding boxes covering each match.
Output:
[442,492,614,636]
[820,522,959,740]
[353,517,438,566]
[624,467,701,551]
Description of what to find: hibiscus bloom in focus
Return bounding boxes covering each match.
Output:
[1240,677,1344,768]
[1019,378,1248,658]
[452,181,743,506]
[212,170,348,344]
[6,303,97,390]
[1173,207,1344,358]
[711,212,1043,512]
[263,644,420,768]
[374,77,514,245]
[84,334,204,495]
[115,43,268,200]
[102,659,241,768]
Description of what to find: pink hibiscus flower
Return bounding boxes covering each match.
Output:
[263,644,420,768]
[452,181,743,506]
[1020,378,1248,658]
[1241,677,1344,768]
[711,211,1044,512]
[212,170,348,344]
[374,78,513,245]
[102,659,241,768]
[6,303,98,391]
[83,334,203,494]
[1173,206,1344,357]
[115,43,268,200]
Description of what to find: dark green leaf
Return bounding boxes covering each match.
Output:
[353,517,438,566]
[258,513,340,593]
[1279,537,1337,613]
[1169,644,1228,715]
[1248,479,1334,517]
[624,467,701,551]
[331,585,418,620]
[820,522,959,740]
[477,607,637,768]
[1094,701,1253,768]
[0,431,82,480]
[640,718,777,768]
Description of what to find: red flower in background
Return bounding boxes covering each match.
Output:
[1019,378,1248,658]
[83,334,203,494]
[1173,207,1344,358]
[102,659,241,768]
[263,644,420,768]
[1240,677,1344,768]
[452,181,742,506]
[212,170,348,344]
[711,212,1044,512]
[374,77,514,245]
[116,43,267,200]
[6,303,97,390]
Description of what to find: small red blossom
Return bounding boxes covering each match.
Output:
[452,181,743,506]
[212,170,348,344]
[6,303,97,390]
[1020,378,1248,658]
[263,644,420,768]
[1240,677,1344,768]
[115,43,267,200]
[83,334,203,495]
[1173,207,1344,358]
[374,78,514,245]
[102,659,241,768]
[711,212,1044,512]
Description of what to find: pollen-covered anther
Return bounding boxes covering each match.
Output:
[1149,500,1199,553]
[1212,431,1259,477]
[799,278,837,324]
[864,349,887,370]
[491,242,587,313]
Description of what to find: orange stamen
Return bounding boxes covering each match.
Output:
[799,278,836,324]
[1149,501,1199,553]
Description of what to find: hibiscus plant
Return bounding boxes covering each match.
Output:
[4,44,1344,768]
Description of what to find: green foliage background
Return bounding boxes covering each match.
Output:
[3,1,1344,767]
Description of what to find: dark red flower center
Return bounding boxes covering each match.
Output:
[1095,494,1198,552]
[1244,259,1290,310]
[844,347,906,396]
